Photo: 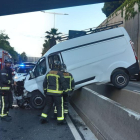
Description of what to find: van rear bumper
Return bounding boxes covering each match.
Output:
[127,61,139,75]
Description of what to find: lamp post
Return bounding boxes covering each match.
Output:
[41,11,68,28]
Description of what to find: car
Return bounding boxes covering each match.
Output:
[13,63,35,108]
[14,63,35,81]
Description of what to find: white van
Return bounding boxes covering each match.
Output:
[23,27,139,109]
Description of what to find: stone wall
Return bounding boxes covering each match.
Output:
[99,4,140,61]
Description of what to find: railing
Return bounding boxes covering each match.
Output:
[58,21,123,42]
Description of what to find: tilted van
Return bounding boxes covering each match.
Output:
[22,27,139,109]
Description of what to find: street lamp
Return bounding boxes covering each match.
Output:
[41,11,69,28]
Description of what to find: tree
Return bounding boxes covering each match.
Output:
[41,40,50,56]
[20,52,27,62]
[45,28,62,48]
[102,0,125,17]
[41,28,62,55]
[0,31,19,61]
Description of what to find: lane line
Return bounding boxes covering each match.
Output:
[69,105,98,140]
[129,82,140,86]
[66,115,83,140]
[133,90,140,93]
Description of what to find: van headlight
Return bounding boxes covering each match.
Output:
[14,76,18,79]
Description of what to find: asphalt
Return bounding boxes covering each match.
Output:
[0,105,75,140]
[1,80,139,140]
[125,81,140,92]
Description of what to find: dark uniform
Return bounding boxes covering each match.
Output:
[0,60,13,121]
[62,71,74,116]
[54,64,75,117]
[40,61,68,124]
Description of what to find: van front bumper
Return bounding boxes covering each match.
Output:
[23,90,32,98]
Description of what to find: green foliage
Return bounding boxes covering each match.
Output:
[0,31,18,61]
[20,52,27,62]
[114,0,140,20]
[42,40,50,56]
[41,28,62,55]
[45,28,62,48]
[0,31,28,63]
[102,0,125,17]
[105,0,140,21]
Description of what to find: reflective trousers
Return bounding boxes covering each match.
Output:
[0,91,13,117]
[41,95,64,121]
[54,94,69,116]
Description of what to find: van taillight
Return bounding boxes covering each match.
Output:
[130,40,138,60]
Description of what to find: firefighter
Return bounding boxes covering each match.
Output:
[40,60,68,125]
[53,63,75,119]
[0,59,13,122]
[61,63,74,117]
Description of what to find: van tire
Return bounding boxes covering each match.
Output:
[30,91,46,110]
[111,70,129,89]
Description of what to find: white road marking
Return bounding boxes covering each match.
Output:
[69,105,98,140]
[129,82,140,86]
[133,90,140,93]
[66,115,83,140]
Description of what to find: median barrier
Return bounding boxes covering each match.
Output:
[71,86,140,140]
[86,83,140,113]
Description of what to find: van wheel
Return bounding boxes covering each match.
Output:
[111,70,129,89]
[30,91,46,110]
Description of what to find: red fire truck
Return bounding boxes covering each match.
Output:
[0,49,12,70]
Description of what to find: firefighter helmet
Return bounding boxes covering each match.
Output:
[4,59,12,64]
[61,63,67,72]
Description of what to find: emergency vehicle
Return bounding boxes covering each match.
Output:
[0,49,12,69]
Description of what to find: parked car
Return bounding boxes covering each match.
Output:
[13,63,35,108]
[22,27,139,109]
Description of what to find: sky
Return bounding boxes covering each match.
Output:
[0,3,106,57]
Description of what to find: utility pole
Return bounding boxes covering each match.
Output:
[41,11,68,28]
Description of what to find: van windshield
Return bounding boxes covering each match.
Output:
[34,58,47,77]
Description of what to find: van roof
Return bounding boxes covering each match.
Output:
[44,27,129,57]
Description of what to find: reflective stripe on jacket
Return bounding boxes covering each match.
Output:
[43,70,68,96]
[0,68,12,91]
[62,72,75,91]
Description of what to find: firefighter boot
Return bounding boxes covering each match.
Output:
[7,112,12,118]
[57,120,67,125]
[39,117,48,124]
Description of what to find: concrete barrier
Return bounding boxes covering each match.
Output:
[86,83,140,114]
[71,87,140,140]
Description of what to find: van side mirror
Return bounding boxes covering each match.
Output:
[30,71,35,79]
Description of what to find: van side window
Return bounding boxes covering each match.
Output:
[48,54,61,69]
[34,58,46,77]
